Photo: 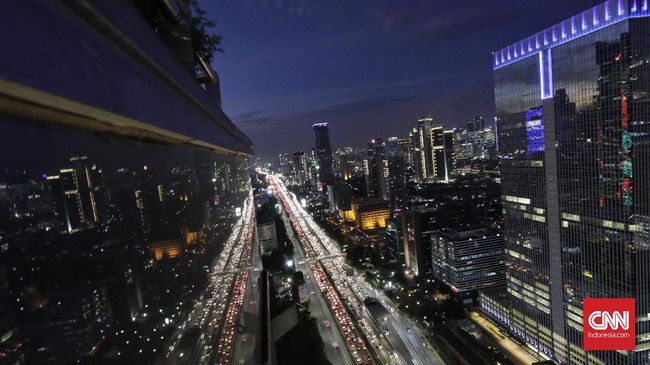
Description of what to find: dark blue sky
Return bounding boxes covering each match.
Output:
[202,0,595,159]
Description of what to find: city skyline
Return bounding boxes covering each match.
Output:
[3,1,650,365]
[205,0,592,158]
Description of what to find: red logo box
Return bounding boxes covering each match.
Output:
[583,298,635,351]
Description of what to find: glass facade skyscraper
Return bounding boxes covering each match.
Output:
[494,1,650,364]
[313,122,334,189]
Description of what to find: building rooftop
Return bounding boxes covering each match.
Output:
[493,0,650,69]
[352,198,389,210]
[437,227,501,241]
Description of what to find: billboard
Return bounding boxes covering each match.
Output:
[525,107,544,155]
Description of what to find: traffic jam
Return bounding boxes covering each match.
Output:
[269,176,375,365]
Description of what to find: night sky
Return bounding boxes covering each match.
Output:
[203,0,596,159]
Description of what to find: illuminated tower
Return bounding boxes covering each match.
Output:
[313,123,334,189]
[365,138,388,200]
[490,2,650,364]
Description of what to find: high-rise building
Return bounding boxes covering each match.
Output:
[276,152,293,176]
[454,118,497,163]
[47,156,105,234]
[400,208,436,277]
[313,123,334,189]
[292,151,309,184]
[332,147,366,181]
[408,127,423,181]
[466,116,485,133]
[386,137,408,211]
[415,117,453,182]
[416,116,434,181]
[441,129,454,181]
[488,2,650,364]
[365,138,389,200]
[431,227,505,305]
[397,136,414,174]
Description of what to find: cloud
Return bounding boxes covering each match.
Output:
[235,0,331,17]
[362,1,523,44]
[233,69,495,159]
[229,75,449,121]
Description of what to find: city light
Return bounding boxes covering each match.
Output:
[3,1,648,365]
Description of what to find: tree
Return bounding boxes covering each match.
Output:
[187,0,223,63]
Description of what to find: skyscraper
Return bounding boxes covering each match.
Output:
[441,129,454,182]
[416,116,434,181]
[47,156,105,233]
[313,123,334,189]
[490,2,650,364]
[466,116,485,133]
[276,152,293,176]
[431,227,505,305]
[408,127,423,181]
[454,117,497,163]
[386,137,408,211]
[364,138,388,200]
[292,151,309,184]
[415,116,453,182]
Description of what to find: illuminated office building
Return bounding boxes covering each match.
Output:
[386,137,408,211]
[491,1,650,363]
[47,156,105,233]
[276,152,293,176]
[292,151,309,184]
[348,199,389,230]
[441,129,454,181]
[313,123,334,189]
[365,138,389,201]
[454,116,497,162]
[431,227,505,305]
[400,208,436,278]
[416,116,435,181]
[415,117,453,182]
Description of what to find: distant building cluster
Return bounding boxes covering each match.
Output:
[270,117,498,216]
[268,116,503,304]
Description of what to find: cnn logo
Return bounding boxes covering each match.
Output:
[583,298,635,351]
[587,310,629,330]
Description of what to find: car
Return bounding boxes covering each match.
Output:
[324,321,331,328]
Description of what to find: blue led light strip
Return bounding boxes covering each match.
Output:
[540,49,553,99]
[493,0,650,70]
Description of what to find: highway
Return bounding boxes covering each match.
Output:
[270,176,375,364]
[160,194,257,365]
[283,207,355,365]
[231,224,263,365]
[268,174,447,365]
